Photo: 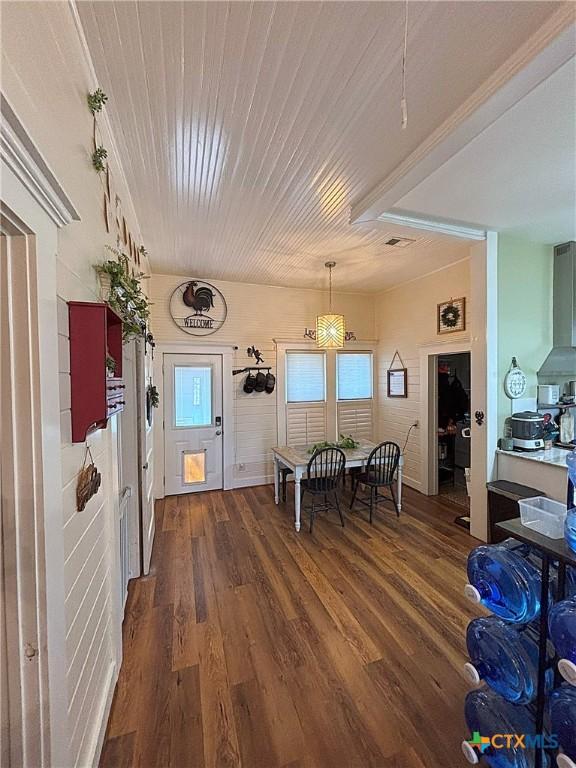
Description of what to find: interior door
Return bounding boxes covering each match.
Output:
[137,339,155,574]
[164,353,223,495]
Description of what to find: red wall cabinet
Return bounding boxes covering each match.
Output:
[68,302,125,443]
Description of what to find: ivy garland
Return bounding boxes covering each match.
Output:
[89,90,152,344]
[87,88,108,115]
[92,145,108,173]
[95,246,151,342]
[441,302,461,329]
[88,88,109,173]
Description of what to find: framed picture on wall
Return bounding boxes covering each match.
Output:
[387,368,407,398]
[437,297,466,334]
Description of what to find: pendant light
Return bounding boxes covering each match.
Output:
[316,261,345,348]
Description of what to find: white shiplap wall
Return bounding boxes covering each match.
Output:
[2,4,148,766]
[150,274,375,487]
[374,260,471,490]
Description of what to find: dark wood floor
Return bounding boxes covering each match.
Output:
[100,483,480,768]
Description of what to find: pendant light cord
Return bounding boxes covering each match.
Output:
[329,263,333,312]
[401,0,408,130]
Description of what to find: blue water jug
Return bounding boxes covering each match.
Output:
[463,689,545,767]
[549,598,576,686]
[550,686,576,766]
[465,617,549,704]
[567,451,576,553]
[566,509,576,554]
[466,539,542,623]
[567,566,576,598]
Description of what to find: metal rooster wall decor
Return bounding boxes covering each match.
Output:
[169,279,228,336]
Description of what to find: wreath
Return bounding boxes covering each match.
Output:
[441,302,460,328]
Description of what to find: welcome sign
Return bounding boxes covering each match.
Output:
[169,279,228,336]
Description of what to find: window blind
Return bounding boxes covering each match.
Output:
[286,352,325,403]
[337,352,373,400]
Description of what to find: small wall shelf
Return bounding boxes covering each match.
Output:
[69,302,125,442]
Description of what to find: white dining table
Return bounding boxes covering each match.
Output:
[272,440,404,531]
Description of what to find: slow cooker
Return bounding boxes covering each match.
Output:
[511,411,545,451]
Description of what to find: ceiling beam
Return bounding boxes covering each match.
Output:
[350,6,576,225]
[356,211,486,241]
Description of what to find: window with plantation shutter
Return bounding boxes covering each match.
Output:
[278,345,375,447]
[336,352,373,440]
[285,352,327,445]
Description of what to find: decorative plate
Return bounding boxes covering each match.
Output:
[504,358,527,399]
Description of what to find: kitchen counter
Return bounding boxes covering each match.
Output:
[496,447,572,469]
[496,447,572,503]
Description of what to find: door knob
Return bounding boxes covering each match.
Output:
[215,430,222,436]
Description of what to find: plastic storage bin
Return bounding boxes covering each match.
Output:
[518,496,568,539]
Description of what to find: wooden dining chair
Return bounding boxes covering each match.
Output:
[349,441,401,523]
[279,466,293,501]
[301,447,346,533]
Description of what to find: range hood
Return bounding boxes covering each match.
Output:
[538,241,576,378]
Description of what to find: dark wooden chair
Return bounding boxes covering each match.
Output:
[301,447,346,533]
[280,466,293,501]
[350,441,401,523]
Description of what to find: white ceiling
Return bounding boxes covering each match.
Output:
[392,55,576,244]
[78,1,562,292]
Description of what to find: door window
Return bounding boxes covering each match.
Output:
[174,365,212,427]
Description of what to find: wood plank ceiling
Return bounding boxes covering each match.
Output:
[78,1,559,292]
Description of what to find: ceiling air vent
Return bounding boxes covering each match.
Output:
[385,236,415,248]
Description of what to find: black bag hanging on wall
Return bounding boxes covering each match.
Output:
[265,372,276,394]
[244,372,257,393]
[254,371,267,392]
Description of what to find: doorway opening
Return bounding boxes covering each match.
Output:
[436,352,471,522]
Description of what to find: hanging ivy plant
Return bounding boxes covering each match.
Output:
[441,302,461,328]
[148,384,159,408]
[146,383,159,426]
[95,246,151,342]
[92,145,108,172]
[87,88,108,115]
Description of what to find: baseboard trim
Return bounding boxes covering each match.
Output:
[233,474,274,489]
[89,661,117,768]
[403,475,422,493]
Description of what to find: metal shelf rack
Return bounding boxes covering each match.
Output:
[496,518,576,768]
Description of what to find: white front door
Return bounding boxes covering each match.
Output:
[164,353,223,495]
